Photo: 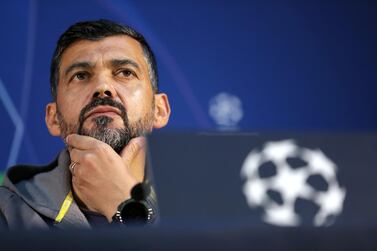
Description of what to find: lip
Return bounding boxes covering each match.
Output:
[84,106,121,120]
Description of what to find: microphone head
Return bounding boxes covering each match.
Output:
[131,183,151,201]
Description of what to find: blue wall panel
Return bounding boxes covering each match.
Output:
[0,0,376,169]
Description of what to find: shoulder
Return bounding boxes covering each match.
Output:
[0,185,25,213]
[0,186,18,205]
[0,185,51,230]
[0,186,20,229]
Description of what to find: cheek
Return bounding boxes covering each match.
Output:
[56,95,86,123]
[121,87,153,122]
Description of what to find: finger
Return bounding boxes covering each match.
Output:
[66,134,103,150]
[69,161,79,176]
[68,147,87,163]
[120,136,146,163]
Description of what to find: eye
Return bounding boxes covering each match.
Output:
[116,69,136,78]
[72,71,89,81]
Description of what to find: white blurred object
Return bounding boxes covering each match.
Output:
[241,140,346,226]
[209,92,243,128]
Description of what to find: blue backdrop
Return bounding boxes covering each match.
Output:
[0,0,376,171]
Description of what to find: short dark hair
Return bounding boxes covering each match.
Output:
[50,19,158,100]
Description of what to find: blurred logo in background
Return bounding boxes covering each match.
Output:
[209,92,243,129]
[241,140,346,226]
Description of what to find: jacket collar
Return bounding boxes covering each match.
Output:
[4,149,91,229]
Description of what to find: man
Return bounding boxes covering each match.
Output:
[0,19,171,229]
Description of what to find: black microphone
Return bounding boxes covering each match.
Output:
[111,182,154,226]
[131,182,151,201]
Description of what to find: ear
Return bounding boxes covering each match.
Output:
[45,102,61,136]
[153,93,171,129]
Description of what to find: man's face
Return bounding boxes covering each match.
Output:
[53,35,156,152]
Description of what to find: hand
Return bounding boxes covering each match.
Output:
[66,134,146,221]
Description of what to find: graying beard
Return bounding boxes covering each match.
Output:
[79,116,130,153]
[57,103,154,153]
[81,127,129,154]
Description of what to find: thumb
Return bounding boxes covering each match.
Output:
[120,136,146,164]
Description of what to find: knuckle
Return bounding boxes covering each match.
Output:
[81,153,95,165]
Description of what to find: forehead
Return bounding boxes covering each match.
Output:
[59,35,147,71]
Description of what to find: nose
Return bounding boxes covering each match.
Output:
[93,88,112,98]
[92,82,116,99]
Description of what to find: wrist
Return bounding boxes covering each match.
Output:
[104,181,138,221]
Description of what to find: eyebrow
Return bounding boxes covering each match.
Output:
[111,58,140,70]
[64,58,140,77]
[64,62,94,77]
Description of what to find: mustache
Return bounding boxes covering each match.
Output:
[77,98,128,131]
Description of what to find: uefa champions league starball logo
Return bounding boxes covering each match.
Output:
[241,140,346,226]
[209,92,243,128]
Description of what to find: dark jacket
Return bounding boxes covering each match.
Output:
[0,150,158,230]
